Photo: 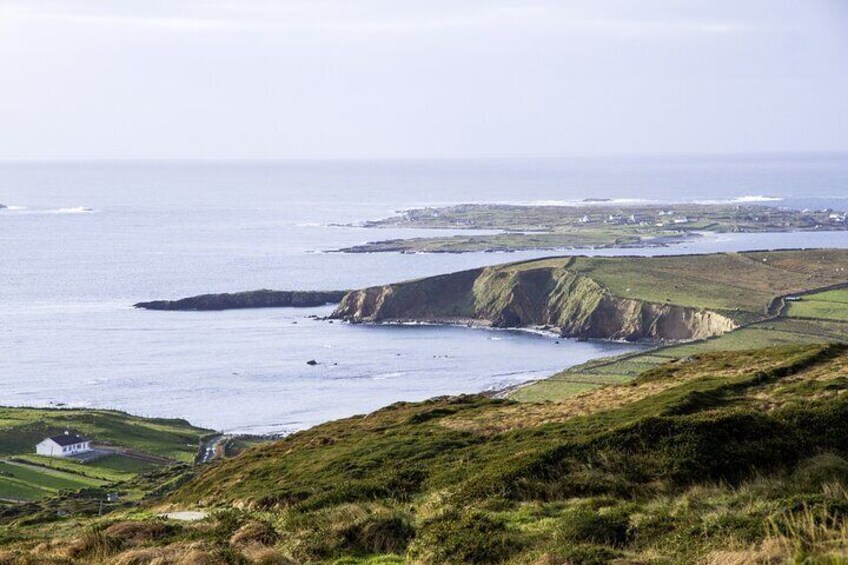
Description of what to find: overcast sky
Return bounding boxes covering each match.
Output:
[1,1,847,159]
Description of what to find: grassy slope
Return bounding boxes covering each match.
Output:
[563,249,848,319]
[515,282,848,403]
[5,345,848,562]
[0,407,212,503]
[7,344,844,563]
[786,288,848,321]
[0,407,213,462]
[0,461,105,501]
[11,454,160,482]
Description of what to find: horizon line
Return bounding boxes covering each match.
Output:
[1,150,847,164]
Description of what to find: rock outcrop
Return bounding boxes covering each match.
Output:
[332,264,737,342]
[135,289,348,311]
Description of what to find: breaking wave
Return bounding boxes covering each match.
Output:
[0,205,94,215]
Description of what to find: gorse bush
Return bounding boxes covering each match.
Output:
[339,510,415,555]
[274,504,414,562]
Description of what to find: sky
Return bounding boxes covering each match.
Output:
[0,0,847,159]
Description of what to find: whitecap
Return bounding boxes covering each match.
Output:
[52,206,94,214]
[372,371,405,380]
[693,195,783,205]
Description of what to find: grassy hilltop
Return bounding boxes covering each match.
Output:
[333,249,848,340]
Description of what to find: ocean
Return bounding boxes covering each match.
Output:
[2,154,848,433]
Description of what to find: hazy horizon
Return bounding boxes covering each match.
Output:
[1,1,847,160]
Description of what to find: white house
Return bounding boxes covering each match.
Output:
[35,432,92,458]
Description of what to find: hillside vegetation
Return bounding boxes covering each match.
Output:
[5,344,848,563]
[333,249,848,341]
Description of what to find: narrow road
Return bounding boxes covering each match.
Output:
[197,434,227,464]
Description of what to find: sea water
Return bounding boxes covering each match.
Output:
[2,155,847,433]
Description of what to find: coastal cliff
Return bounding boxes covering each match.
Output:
[136,289,348,311]
[332,261,737,341]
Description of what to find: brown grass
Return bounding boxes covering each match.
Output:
[701,538,785,565]
[442,348,822,435]
[229,521,278,547]
[104,521,173,544]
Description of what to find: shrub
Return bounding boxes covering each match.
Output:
[792,454,848,492]
[548,544,622,565]
[339,510,415,555]
[229,520,279,547]
[66,525,124,560]
[554,506,630,548]
[279,504,414,561]
[104,520,178,544]
[411,510,523,564]
[209,508,250,544]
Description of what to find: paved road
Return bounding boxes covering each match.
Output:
[197,434,228,464]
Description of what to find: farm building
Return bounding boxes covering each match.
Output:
[35,432,92,458]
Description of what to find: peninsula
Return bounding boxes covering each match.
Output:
[338,202,848,253]
[135,289,348,311]
[332,248,848,341]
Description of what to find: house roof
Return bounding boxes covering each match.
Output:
[45,434,88,447]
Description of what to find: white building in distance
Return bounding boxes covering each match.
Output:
[35,432,92,458]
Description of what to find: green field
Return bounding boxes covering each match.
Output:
[513,316,848,402]
[565,251,848,319]
[0,407,213,462]
[0,408,213,503]
[786,288,848,321]
[0,460,105,501]
[11,454,159,482]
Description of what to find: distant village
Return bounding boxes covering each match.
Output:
[398,203,848,230]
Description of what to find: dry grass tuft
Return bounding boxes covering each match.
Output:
[229,521,278,547]
[701,537,785,565]
[104,520,174,544]
[767,504,848,562]
[237,543,295,564]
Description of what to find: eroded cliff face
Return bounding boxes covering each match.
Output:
[332,264,737,342]
[333,268,482,322]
